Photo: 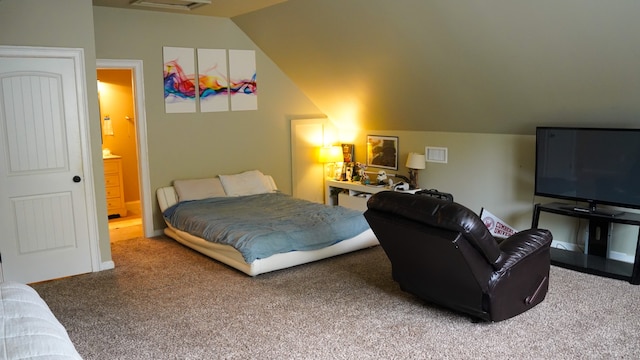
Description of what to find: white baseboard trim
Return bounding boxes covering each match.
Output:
[609,251,634,264]
[152,229,164,237]
[551,240,579,252]
[100,261,115,271]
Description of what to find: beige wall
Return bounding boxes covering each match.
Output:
[344,129,537,228]
[0,0,111,263]
[343,128,638,258]
[92,7,322,230]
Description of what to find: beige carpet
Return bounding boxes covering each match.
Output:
[32,236,640,359]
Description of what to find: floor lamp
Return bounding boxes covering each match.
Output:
[319,146,344,180]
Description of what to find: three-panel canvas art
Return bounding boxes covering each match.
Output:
[163,46,257,113]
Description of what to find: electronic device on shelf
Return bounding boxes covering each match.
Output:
[393,182,409,191]
[535,127,640,216]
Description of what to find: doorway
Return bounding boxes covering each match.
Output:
[97,68,142,241]
[97,59,153,241]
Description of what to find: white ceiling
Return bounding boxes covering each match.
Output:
[92,0,287,18]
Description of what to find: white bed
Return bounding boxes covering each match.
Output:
[157,170,378,276]
[0,281,82,359]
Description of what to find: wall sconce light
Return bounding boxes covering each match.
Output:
[319,146,344,180]
[406,152,426,189]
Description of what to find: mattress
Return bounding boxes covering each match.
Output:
[157,185,378,276]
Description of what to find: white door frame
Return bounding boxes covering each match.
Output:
[96,59,153,238]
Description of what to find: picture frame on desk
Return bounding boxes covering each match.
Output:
[341,144,354,163]
[367,135,398,170]
[341,144,355,180]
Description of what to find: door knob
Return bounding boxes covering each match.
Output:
[73,175,82,183]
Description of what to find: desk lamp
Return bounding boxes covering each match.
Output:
[406,152,426,189]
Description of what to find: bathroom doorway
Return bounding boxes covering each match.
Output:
[97,59,153,241]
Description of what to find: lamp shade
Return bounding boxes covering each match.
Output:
[406,152,426,169]
[319,146,343,163]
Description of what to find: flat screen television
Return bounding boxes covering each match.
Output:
[535,127,640,216]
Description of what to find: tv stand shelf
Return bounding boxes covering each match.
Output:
[532,202,640,285]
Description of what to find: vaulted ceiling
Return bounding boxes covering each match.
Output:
[95,0,640,134]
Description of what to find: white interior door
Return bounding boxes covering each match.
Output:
[291,118,327,204]
[0,47,95,283]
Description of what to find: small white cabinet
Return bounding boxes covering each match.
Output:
[104,156,127,218]
[337,191,371,212]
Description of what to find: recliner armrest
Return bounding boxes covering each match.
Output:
[496,228,552,271]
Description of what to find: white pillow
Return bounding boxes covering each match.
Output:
[173,177,226,201]
[264,175,278,192]
[219,170,274,196]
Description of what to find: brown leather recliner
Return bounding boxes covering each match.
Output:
[364,191,552,322]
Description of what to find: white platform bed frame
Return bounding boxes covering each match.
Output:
[157,185,378,276]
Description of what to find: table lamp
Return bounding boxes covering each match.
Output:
[406,152,426,189]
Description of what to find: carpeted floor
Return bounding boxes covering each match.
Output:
[32,236,640,359]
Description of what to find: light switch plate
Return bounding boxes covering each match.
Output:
[425,146,448,163]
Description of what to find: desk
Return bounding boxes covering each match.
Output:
[532,202,640,285]
[326,179,419,212]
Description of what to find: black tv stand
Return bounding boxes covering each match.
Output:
[532,202,640,285]
[564,206,625,218]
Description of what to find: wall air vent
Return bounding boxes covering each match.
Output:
[130,0,211,11]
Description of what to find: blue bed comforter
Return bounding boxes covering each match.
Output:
[163,192,370,262]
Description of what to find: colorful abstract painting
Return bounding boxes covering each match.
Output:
[197,48,229,112]
[229,49,257,111]
[163,46,196,113]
